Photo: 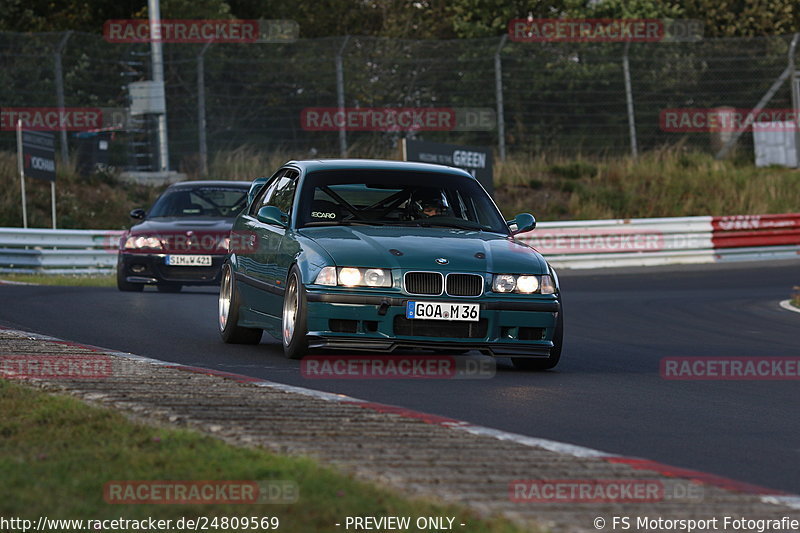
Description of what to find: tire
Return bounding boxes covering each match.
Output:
[116,266,143,292]
[157,284,182,293]
[218,263,263,344]
[282,266,309,360]
[512,305,563,371]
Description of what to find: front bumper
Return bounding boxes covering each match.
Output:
[117,252,226,286]
[304,290,560,358]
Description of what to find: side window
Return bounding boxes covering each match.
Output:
[248,170,285,216]
[266,171,298,215]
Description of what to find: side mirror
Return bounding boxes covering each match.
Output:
[247,177,269,207]
[130,208,146,220]
[256,206,287,227]
[509,213,536,235]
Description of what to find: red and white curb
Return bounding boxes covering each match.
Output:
[3,325,800,512]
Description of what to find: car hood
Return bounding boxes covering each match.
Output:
[125,218,235,254]
[129,217,234,235]
[300,225,548,274]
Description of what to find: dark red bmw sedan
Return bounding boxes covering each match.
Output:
[116,180,252,292]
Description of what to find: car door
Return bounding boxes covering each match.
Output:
[235,170,284,278]
[249,169,299,318]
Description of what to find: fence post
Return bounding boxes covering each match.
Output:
[148,0,170,171]
[197,42,212,176]
[54,31,72,167]
[623,41,639,158]
[791,36,800,167]
[336,36,350,158]
[494,35,508,161]
[716,33,800,160]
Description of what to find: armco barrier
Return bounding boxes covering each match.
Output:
[0,213,799,274]
[518,213,800,269]
[0,228,123,274]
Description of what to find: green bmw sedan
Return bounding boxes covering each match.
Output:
[218,159,563,370]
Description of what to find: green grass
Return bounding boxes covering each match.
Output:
[791,287,800,309]
[492,144,800,220]
[0,151,166,230]
[0,380,534,533]
[2,143,799,229]
[0,274,115,286]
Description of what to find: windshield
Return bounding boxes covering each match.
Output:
[296,170,508,233]
[148,186,248,218]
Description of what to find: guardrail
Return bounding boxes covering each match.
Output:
[0,228,123,275]
[518,213,800,269]
[0,213,799,275]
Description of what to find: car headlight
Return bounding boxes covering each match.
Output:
[313,266,392,288]
[363,268,389,287]
[492,274,516,293]
[492,274,555,294]
[124,235,163,250]
[338,267,362,287]
[516,275,539,293]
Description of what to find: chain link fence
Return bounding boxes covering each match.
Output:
[1,31,798,174]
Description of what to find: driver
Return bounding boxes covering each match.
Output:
[421,198,444,217]
[413,190,447,218]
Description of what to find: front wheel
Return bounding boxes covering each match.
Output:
[282,266,309,360]
[219,263,262,344]
[116,266,143,292]
[512,306,563,371]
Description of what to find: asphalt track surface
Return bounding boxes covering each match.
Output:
[1,260,799,493]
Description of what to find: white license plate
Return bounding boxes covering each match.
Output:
[406,301,480,322]
[166,255,212,266]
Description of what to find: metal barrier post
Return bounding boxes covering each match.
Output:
[54,31,73,168]
[197,42,212,176]
[494,35,508,161]
[623,41,638,159]
[335,36,350,158]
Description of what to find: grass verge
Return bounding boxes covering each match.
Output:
[492,144,800,220]
[791,286,800,309]
[0,380,533,533]
[0,152,165,230]
[0,274,115,287]
[3,144,799,228]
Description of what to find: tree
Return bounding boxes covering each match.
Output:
[0,0,146,32]
[682,0,799,37]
